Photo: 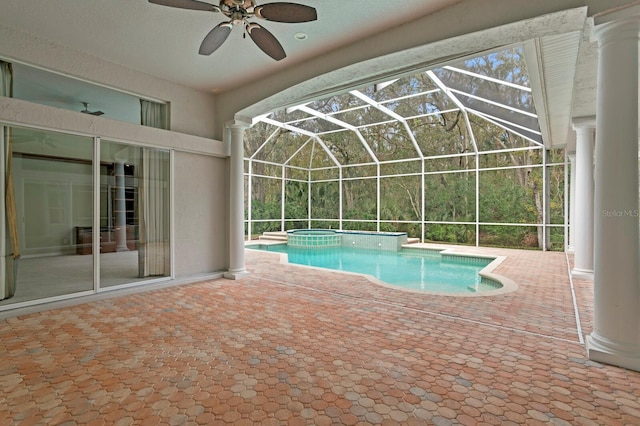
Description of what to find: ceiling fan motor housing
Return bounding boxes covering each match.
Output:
[222,0,255,11]
[148,0,317,61]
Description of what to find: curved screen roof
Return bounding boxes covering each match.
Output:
[249,45,544,166]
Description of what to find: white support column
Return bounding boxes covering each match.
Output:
[542,149,549,251]
[307,169,311,229]
[224,120,250,280]
[0,127,6,299]
[475,153,480,247]
[376,163,380,233]
[338,168,343,231]
[567,153,576,252]
[281,165,286,232]
[571,118,595,278]
[586,9,640,371]
[114,161,129,252]
[247,160,253,242]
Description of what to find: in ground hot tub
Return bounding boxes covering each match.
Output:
[287,229,341,248]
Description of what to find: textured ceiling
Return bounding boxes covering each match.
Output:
[0,0,461,93]
[0,0,611,150]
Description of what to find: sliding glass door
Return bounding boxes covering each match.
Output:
[1,126,94,305]
[99,140,170,287]
[1,126,171,308]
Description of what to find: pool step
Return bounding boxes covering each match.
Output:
[259,231,288,242]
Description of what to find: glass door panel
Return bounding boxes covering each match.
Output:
[1,126,94,305]
[99,140,170,288]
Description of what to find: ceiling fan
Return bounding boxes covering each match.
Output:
[148,0,317,61]
[81,102,104,116]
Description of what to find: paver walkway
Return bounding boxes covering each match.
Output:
[1,246,639,425]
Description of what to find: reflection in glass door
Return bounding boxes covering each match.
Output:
[1,128,172,308]
[1,126,94,305]
[99,140,170,288]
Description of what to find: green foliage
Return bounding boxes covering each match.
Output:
[310,181,339,219]
[251,199,280,220]
[244,47,567,250]
[425,224,474,245]
[342,221,377,232]
[548,227,566,251]
[310,220,338,229]
[284,181,308,219]
[424,172,475,222]
[479,169,536,223]
[343,179,377,219]
[479,226,539,249]
[249,200,281,235]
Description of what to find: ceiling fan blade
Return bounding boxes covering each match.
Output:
[199,22,233,55]
[148,0,219,12]
[254,3,317,23]
[81,102,104,116]
[81,110,104,116]
[247,23,286,61]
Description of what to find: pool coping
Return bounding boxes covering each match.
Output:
[245,241,518,297]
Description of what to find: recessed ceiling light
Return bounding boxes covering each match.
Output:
[294,32,308,40]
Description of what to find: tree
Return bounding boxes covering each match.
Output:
[244,47,566,250]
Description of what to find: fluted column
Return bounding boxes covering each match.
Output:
[586,8,640,371]
[571,119,595,278]
[224,120,250,280]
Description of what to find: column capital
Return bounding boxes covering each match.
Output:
[572,116,596,130]
[225,117,251,130]
[592,5,640,43]
[593,4,640,27]
[113,146,131,163]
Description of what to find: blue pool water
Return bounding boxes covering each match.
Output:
[249,244,497,293]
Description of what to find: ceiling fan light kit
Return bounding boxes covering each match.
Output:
[148,0,317,60]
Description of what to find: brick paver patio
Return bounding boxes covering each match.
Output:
[1,245,639,425]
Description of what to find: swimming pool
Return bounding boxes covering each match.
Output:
[247,244,506,294]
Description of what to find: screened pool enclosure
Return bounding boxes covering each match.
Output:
[244,46,566,250]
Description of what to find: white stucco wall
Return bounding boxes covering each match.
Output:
[0,23,218,140]
[0,98,226,157]
[0,23,232,283]
[173,151,229,278]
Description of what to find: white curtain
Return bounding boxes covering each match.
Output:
[0,61,11,97]
[138,100,169,276]
[138,148,169,277]
[1,61,17,300]
[140,99,167,129]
